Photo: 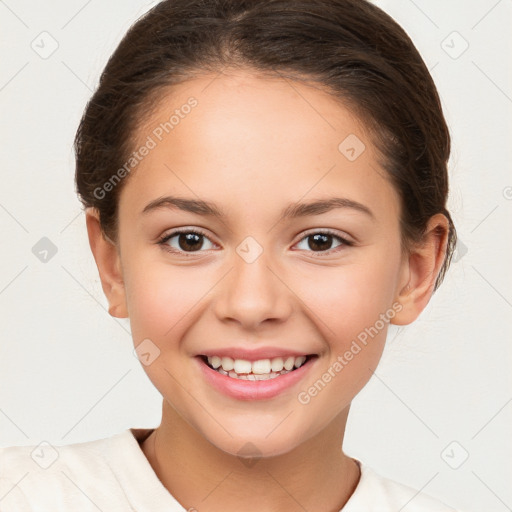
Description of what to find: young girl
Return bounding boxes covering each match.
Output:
[1,0,463,510]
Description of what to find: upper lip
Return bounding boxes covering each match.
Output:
[198,347,315,361]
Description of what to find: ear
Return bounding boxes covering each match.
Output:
[85,208,128,318]
[391,213,449,326]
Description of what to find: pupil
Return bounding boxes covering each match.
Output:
[176,233,333,252]
[179,233,202,251]
[309,233,332,251]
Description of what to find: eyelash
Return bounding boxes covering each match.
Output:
[157,228,354,257]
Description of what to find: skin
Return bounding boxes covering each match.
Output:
[86,69,448,512]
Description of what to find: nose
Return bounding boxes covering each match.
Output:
[212,250,293,331]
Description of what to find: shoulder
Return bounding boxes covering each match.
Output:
[343,460,461,512]
[0,430,136,512]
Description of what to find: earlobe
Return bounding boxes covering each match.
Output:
[391,214,449,326]
[85,208,128,319]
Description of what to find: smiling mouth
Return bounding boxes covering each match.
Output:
[199,354,317,381]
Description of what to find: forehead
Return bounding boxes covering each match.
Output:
[146,70,365,159]
[120,70,399,223]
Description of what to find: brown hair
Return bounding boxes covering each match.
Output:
[74,0,456,290]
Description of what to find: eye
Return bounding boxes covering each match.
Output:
[157,228,353,256]
[294,230,353,255]
[157,229,216,254]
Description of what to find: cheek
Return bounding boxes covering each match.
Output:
[301,253,400,341]
[294,272,394,416]
[124,261,213,344]
[123,263,214,401]
[294,246,401,393]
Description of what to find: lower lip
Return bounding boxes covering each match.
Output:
[196,356,316,401]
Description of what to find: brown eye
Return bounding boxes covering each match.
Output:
[308,233,335,251]
[158,230,215,253]
[176,232,204,251]
[295,231,351,255]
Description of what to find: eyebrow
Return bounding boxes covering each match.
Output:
[142,195,374,221]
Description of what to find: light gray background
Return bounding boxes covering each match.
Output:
[1,1,511,511]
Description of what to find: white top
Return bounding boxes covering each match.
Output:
[0,428,460,511]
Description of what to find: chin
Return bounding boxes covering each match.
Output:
[199,421,308,460]
[220,436,299,460]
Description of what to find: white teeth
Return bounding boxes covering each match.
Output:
[283,356,295,371]
[241,371,281,380]
[229,371,248,380]
[270,357,284,372]
[210,356,222,369]
[252,359,271,374]
[294,356,306,368]
[206,354,309,378]
[233,359,252,374]
[221,357,234,371]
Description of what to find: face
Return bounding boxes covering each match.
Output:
[114,70,408,457]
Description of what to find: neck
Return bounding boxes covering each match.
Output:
[141,400,360,512]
